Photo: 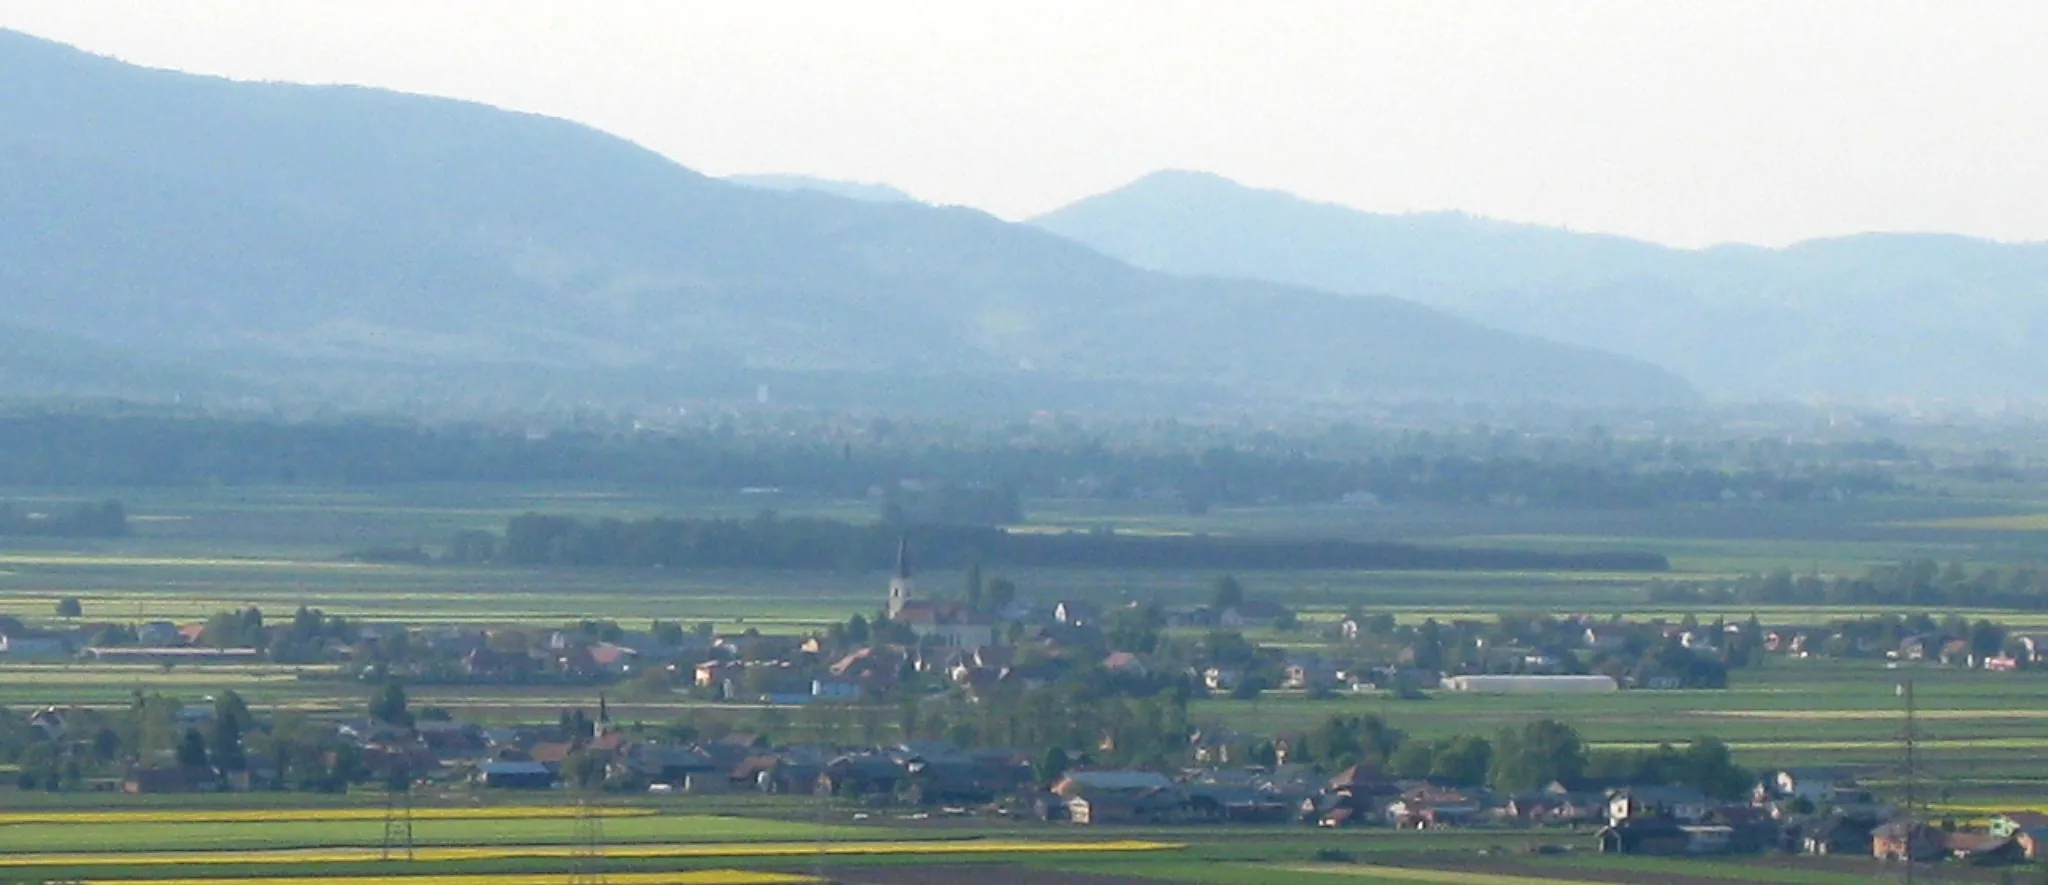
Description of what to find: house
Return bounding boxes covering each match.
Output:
[1597,820,1732,855]
[1766,768,1846,801]
[1053,601,1101,627]
[1058,771,1184,825]
[136,621,182,646]
[811,678,863,701]
[1282,658,1336,690]
[27,707,67,741]
[1504,786,1605,826]
[2011,826,2048,860]
[586,642,640,675]
[1944,832,2020,865]
[1801,816,1875,856]
[475,761,554,789]
[1990,812,2048,838]
[1386,788,1482,829]
[1052,769,1177,798]
[615,743,716,786]
[1872,820,1944,862]
[1938,639,1973,667]
[0,635,70,660]
[1101,652,1149,679]
[1203,667,1244,691]
[1606,786,1709,826]
[817,752,909,798]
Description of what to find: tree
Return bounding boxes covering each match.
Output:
[1211,575,1245,610]
[1037,746,1071,783]
[1389,741,1436,779]
[1489,719,1585,793]
[561,749,605,791]
[211,690,248,773]
[985,578,1018,615]
[1680,737,1749,799]
[176,727,210,770]
[1429,735,1493,787]
[370,679,411,726]
[965,562,984,613]
[55,597,82,618]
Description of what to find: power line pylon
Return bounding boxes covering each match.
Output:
[568,787,605,885]
[380,767,415,862]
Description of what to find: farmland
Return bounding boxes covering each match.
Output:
[6,475,2048,884]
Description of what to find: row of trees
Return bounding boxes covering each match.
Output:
[476,511,1667,573]
[1647,560,2048,611]
[0,412,1898,509]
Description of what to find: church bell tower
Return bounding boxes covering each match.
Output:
[887,537,913,618]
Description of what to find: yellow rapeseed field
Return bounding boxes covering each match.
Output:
[85,872,818,885]
[0,839,1178,868]
[0,806,658,826]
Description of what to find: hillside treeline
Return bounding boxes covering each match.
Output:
[471,512,1668,573]
[0,412,1897,510]
[1644,559,2048,610]
[0,499,128,538]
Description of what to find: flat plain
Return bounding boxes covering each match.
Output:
[5,483,2048,883]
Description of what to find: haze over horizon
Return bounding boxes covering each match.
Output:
[5,1,2046,249]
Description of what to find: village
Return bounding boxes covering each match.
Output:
[6,546,2048,872]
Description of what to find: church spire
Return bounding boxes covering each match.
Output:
[895,536,912,579]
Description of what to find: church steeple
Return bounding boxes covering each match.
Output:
[888,536,914,618]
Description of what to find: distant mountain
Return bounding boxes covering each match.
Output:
[1033,170,2048,401]
[728,173,919,204]
[0,323,228,401]
[0,31,1695,411]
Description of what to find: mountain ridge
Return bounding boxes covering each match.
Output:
[1032,169,2048,400]
[0,31,1696,411]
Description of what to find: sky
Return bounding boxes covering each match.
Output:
[3,0,2044,248]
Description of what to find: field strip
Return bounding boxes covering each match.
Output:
[0,839,1180,867]
[1274,863,1597,885]
[84,872,818,885]
[0,806,659,826]
[1701,708,2048,721]
[1593,737,2048,751]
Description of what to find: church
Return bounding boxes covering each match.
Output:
[886,538,996,648]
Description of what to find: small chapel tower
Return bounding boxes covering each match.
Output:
[887,537,914,618]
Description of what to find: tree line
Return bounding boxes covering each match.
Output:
[1645,559,2048,611]
[0,411,1897,510]
[0,499,128,538]
[469,511,1668,573]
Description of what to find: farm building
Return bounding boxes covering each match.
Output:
[1440,674,1618,693]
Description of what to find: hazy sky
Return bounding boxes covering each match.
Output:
[4,1,2044,248]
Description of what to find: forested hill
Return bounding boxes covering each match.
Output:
[0,30,1694,410]
[1032,170,2048,401]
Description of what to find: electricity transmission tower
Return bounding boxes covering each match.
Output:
[380,767,415,862]
[568,788,606,885]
